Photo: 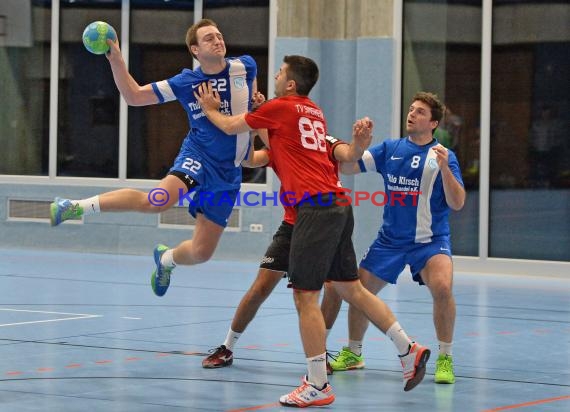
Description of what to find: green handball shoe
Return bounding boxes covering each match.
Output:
[434,354,455,384]
[50,197,84,226]
[151,244,174,297]
[329,347,365,371]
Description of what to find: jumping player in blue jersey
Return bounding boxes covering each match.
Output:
[49,19,261,296]
[332,92,465,384]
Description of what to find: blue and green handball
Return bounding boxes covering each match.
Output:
[82,21,117,55]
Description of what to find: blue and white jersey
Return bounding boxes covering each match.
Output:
[151,55,256,187]
[359,137,464,245]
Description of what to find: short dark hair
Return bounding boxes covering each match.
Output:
[186,18,218,58]
[412,92,445,132]
[283,55,319,96]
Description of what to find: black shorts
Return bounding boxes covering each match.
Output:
[259,221,293,272]
[289,194,358,291]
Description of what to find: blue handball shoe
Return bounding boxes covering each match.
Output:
[151,244,175,297]
[50,197,83,226]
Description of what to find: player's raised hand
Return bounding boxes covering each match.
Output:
[432,144,449,168]
[352,117,374,152]
[251,91,266,109]
[105,37,121,62]
[195,81,221,112]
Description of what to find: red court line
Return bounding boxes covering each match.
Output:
[226,402,280,412]
[481,395,570,411]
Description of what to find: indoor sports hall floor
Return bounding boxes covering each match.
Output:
[0,248,568,411]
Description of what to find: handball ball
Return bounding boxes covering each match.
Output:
[82,21,117,55]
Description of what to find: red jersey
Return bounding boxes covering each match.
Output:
[266,135,346,225]
[266,150,296,225]
[245,95,341,204]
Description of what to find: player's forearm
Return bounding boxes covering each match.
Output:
[203,108,250,135]
[339,161,361,175]
[242,150,269,168]
[108,58,153,106]
[441,166,466,210]
[340,142,365,162]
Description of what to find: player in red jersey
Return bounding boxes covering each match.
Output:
[201,131,365,373]
[196,55,430,407]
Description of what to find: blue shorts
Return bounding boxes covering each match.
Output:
[359,236,452,285]
[170,147,240,227]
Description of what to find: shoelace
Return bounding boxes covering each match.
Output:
[207,345,226,355]
[326,350,339,362]
[337,349,360,363]
[62,203,80,218]
[289,382,314,400]
[438,357,452,373]
[157,270,171,286]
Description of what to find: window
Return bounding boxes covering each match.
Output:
[0,1,51,175]
[403,0,482,256]
[489,1,570,260]
[57,0,121,177]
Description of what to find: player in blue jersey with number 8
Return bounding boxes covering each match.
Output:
[333,92,465,384]
[50,19,262,297]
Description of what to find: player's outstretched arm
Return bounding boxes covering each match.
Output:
[195,82,252,134]
[105,38,158,106]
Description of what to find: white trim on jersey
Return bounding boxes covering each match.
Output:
[361,150,376,172]
[155,80,176,102]
[415,148,439,243]
[228,59,250,166]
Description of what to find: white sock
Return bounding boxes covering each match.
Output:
[160,249,176,268]
[348,339,362,356]
[306,352,327,389]
[386,322,412,356]
[75,196,100,216]
[223,329,241,351]
[439,341,453,356]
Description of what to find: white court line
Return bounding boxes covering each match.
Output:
[121,317,141,320]
[0,308,101,327]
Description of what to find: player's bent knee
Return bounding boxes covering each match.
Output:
[430,281,453,299]
[145,204,170,214]
[191,246,215,264]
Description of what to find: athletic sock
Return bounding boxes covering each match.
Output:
[223,329,241,351]
[348,339,363,356]
[306,352,327,389]
[439,340,453,356]
[75,196,100,216]
[386,321,413,356]
[160,249,176,268]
